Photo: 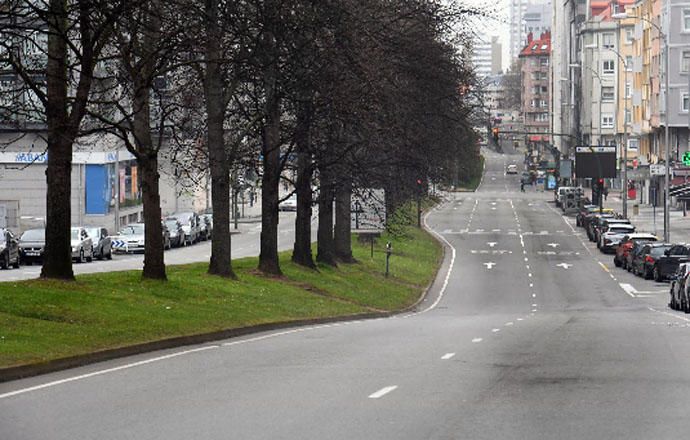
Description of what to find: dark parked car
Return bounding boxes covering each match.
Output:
[587,213,616,241]
[630,243,672,279]
[18,228,45,265]
[164,219,185,247]
[167,212,200,245]
[670,263,690,311]
[85,227,112,260]
[614,233,658,269]
[0,228,20,269]
[576,205,599,227]
[652,244,690,282]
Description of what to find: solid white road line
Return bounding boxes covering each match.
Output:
[441,353,456,360]
[369,386,398,399]
[0,345,220,400]
[472,338,483,343]
[492,328,501,333]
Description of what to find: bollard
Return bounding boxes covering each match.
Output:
[385,241,392,277]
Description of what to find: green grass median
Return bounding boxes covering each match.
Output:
[0,226,442,369]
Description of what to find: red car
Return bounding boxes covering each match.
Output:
[614,233,658,269]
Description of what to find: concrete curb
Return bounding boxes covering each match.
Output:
[0,202,450,384]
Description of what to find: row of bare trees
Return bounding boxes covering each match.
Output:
[0,0,483,281]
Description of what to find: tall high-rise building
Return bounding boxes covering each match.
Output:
[473,36,503,78]
[510,0,551,61]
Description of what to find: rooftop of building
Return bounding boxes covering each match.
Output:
[519,31,550,57]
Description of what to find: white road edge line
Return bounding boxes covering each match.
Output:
[472,338,483,343]
[648,307,690,323]
[441,353,456,360]
[0,345,219,400]
[368,385,398,399]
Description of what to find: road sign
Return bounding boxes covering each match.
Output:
[650,164,666,176]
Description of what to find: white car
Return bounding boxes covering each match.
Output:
[599,224,636,253]
[71,227,94,263]
[506,164,518,174]
[113,223,146,253]
[279,195,297,211]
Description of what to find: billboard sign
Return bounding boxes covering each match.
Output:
[575,146,617,178]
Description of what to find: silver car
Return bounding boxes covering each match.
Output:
[71,227,94,263]
[115,223,146,253]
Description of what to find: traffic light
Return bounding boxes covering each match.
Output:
[592,178,605,206]
[492,127,499,143]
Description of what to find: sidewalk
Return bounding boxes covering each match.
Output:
[605,192,690,243]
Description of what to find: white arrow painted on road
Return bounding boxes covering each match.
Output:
[556,263,572,270]
[547,243,560,248]
[483,262,496,269]
[487,242,497,247]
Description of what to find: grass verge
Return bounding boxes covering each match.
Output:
[0,226,441,369]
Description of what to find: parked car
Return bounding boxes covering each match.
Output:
[595,218,632,248]
[115,223,146,253]
[197,216,210,241]
[200,214,213,239]
[669,263,690,311]
[599,223,636,253]
[161,222,172,250]
[630,243,672,279]
[85,227,112,260]
[506,164,518,175]
[164,219,185,247]
[0,228,20,269]
[587,213,616,241]
[614,233,658,269]
[279,195,297,211]
[18,228,45,265]
[576,205,599,227]
[554,186,576,207]
[71,227,94,263]
[652,244,690,282]
[167,212,200,245]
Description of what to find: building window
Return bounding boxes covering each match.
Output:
[602,33,615,49]
[541,86,548,93]
[625,81,631,98]
[540,57,549,67]
[682,51,690,73]
[601,86,615,101]
[625,109,631,124]
[682,93,689,112]
[540,99,548,108]
[602,60,615,75]
[601,114,614,128]
[626,56,632,71]
[535,113,548,122]
[625,28,633,44]
[684,10,690,31]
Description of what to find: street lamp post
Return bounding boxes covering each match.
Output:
[613,11,670,240]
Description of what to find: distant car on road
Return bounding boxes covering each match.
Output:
[115,223,146,253]
[71,227,94,263]
[19,228,45,265]
[506,164,518,174]
[279,195,297,211]
[614,233,658,269]
[0,228,20,269]
[598,223,635,253]
[164,219,185,248]
[167,212,200,245]
[630,243,672,279]
[85,227,112,260]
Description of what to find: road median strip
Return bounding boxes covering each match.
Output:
[0,225,442,382]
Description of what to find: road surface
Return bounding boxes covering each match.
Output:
[2,149,690,439]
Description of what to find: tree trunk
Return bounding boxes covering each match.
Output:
[204,0,235,278]
[133,78,166,280]
[41,0,74,280]
[258,20,281,275]
[292,102,315,268]
[317,167,337,266]
[334,177,354,263]
[139,155,166,280]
